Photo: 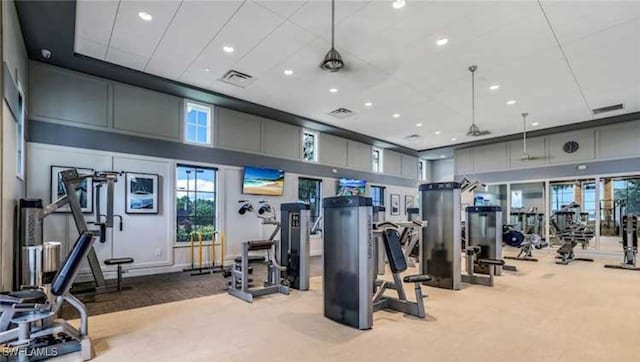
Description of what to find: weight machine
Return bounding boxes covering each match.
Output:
[604,215,639,271]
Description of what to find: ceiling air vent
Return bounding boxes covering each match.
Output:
[403,134,422,142]
[592,103,624,115]
[219,70,255,88]
[328,107,355,119]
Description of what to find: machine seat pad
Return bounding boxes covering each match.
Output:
[478,258,505,266]
[403,274,432,283]
[234,256,264,264]
[2,290,47,304]
[51,232,95,297]
[382,229,408,273]
[247,240,274,251]
[105,257,134,265]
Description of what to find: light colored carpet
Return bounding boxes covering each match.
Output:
[57,250,640,362]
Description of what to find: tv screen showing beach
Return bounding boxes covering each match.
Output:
[337,178,366,196]
[242,167,285,196]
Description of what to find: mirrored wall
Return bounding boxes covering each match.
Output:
[469,174,640,255]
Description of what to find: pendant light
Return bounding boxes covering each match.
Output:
[320,0,344,72]
[466,65,491,137]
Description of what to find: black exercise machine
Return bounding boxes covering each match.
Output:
[604,215,639,271]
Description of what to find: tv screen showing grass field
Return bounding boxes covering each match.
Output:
[242,167,285,196]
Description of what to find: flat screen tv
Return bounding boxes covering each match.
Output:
[242,166,285,196]
[337,178,366,196]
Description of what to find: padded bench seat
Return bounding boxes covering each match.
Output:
[478,258,505,266]
[403,274,432,283]
[1,289,48,305]
[247,240,274,251]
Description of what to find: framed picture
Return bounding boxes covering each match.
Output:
[50,166,94,213]
[405,195,415,214]
[390,194,400,216]
[126,172,159,214]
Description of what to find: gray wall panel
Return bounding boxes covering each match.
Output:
[473,143,508,172]
[261,119,301,159]
[113,83,181,140]
[319,133,347,167]
[28,120,417,187]
[384,150,402,176]
[30,62,109,127]
[599,122,640,160]
[401,155,418,179]
[348,140,372,171]
[548,129,595,164]
[455,149,474,175]
[216,107,262,153]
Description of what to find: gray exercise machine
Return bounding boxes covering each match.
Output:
[462,206,506,286]
[280,202,311,290]
[372,205,386,277]
[16,169,131,295]
[604,215,639,271]
[228,201,289,303]
[420,183,461,290]
[323,196,431,330]
[1,232,95,361]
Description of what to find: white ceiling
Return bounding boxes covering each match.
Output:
[74,0,640,151]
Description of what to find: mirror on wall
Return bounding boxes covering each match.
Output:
[510,182,546,238]
[599,176,640,252]
[549,179,596,250]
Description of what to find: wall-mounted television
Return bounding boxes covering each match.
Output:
[337,178,366,196]
[242,166,285,196]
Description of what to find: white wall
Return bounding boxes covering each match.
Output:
[2,0,29,291]
[28,143,418,279]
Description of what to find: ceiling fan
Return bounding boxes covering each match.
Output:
[519,112,544,161]
[320,0,344,72]
[466,65,491,137]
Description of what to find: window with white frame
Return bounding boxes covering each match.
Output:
[418,159,427,181]
[302,130,318,162]
[372,147,383,173]
[184,101,213,146]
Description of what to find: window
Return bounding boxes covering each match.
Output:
[582,182,601,220]
[176,165,217,242]
[551,184,574,212]
[184,101,213,146]
[370,186,385,207]
[511,190,523,209]
[302,130,318,162]
[372,147,383,173]
[298,178,322,234]
[418,160,427,181]
[16,88,25,180]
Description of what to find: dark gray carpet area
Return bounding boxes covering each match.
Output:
[61,256,322,319]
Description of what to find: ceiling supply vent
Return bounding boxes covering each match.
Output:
[219,70,255,88]
[592,103,624,115]
[328,107,355,119]
[403,134,422,142]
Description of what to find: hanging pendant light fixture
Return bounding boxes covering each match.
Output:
[320,0,344,72]
[466,65,491,137]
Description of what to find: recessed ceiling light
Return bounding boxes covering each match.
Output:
[204,68,210,72]
[223,45,235,53]
[440,155,446,159]
[434,131,441,135]
[416,123,423,127]
[451,137,457,141]
[138,11,152,21]
[392,113,400,119]
[283,69,294,76]
[392,0,406,9]
[329,88,338,93]
[436,38,449,46]
[489,84,500,90]
[364,102,373,107]
[507,100,517,105]
[531,122,540,126]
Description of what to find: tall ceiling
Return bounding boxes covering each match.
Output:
[74,0,640,151]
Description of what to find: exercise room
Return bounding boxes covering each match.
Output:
[1,0,639,361]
